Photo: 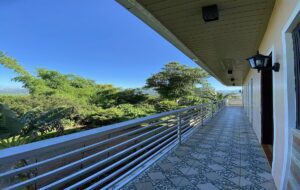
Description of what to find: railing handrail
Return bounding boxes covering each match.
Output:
[0,102,214,161]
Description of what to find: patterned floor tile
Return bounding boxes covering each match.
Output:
[229,176,253,186]
[259,181,277,190]
[179,167,199,176]
[148,172,166,181]
[197,183,219,190]
[169,176,193,187]
[204,172,223,181]
[134,182,154,190]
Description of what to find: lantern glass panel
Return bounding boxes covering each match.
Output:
[256,59,263,67]
[264,58,269,67]
[249,59,256,68]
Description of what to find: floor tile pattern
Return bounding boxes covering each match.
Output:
[121,107,276,190]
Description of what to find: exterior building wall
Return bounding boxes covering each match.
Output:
[242,0,299,189]
[244,72,261,141]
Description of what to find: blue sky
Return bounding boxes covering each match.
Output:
[0,0,240,91]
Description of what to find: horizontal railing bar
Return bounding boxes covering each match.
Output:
[40,126,177,190]
[181,111,199,121]
[180,118,193,128]
[103,136,176,190]
[181,114,202,130]
[181,113,200,125]
[181,112,196,121]
[104,114,201,190]
[0,103,210,162]
[181,121,197,134]
[104,105,220,190]
[179,108,198,117]
[65,127,177,189]
[0,117,175,179]
[180,122,196,134]
[99,117,203,190]
[4,123,174,189]
[86,132,178,190]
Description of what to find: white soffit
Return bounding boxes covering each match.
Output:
[116,0,275,86]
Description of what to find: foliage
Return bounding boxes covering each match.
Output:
[87,107,124,126]
[20,107,76,137]
[178,95,203,106]
[84,103,155,127]
[153,100,181,112]
[91,87,149,108]
[0,104,24,138]
[116,89,149,105]
[0,52,228,148]
[146,62,208,101]
[117,104,148,119]
[0,136,31,149]
[0,52,31,76]
[136,103,156,115]
[0,95,80,116]
[90,84,120,108]
[194,83,218,102]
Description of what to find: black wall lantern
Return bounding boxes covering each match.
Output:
[246,51,280,72]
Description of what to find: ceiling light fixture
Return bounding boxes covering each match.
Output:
[202,5,219,22]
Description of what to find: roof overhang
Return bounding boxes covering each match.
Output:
[116,0,275,86]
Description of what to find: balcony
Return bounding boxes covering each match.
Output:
[0,102,275,189]
[122,107,275,190]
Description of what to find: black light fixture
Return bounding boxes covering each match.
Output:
[232,83,235,86]
[230,78,235,82]
[202,5,219,22]
[246,51,280,72]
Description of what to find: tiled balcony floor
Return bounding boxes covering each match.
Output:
[121,107,276,190]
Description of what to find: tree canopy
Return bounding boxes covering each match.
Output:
[0,52,226,148]
[145,62,208,101]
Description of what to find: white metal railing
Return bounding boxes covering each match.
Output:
[0,101,225,190]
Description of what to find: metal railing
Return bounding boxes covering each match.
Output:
[0,100,225,190]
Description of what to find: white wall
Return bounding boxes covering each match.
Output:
[242,0,299,189]
[243,71,261,142]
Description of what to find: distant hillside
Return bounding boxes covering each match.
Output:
[0,88,29,95]
[218,89,241,95]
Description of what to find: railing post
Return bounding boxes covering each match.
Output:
[200,105,204,126]
[177,113,182,145]
[211,102,214,118]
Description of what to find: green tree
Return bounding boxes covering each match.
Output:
[145,62,208,102]
[0,52,221,147]
[195,83,218,102]
[0,104,24,138]
[90,85,121,108]
[195,82,233,102]
[116,89,148,105]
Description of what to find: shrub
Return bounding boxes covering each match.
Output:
[0,104,24,138]
[154,100,180,112]
[178,95,203,106]
[88,107,125,127]
[117,104,148,120]
[116,89,149,105]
